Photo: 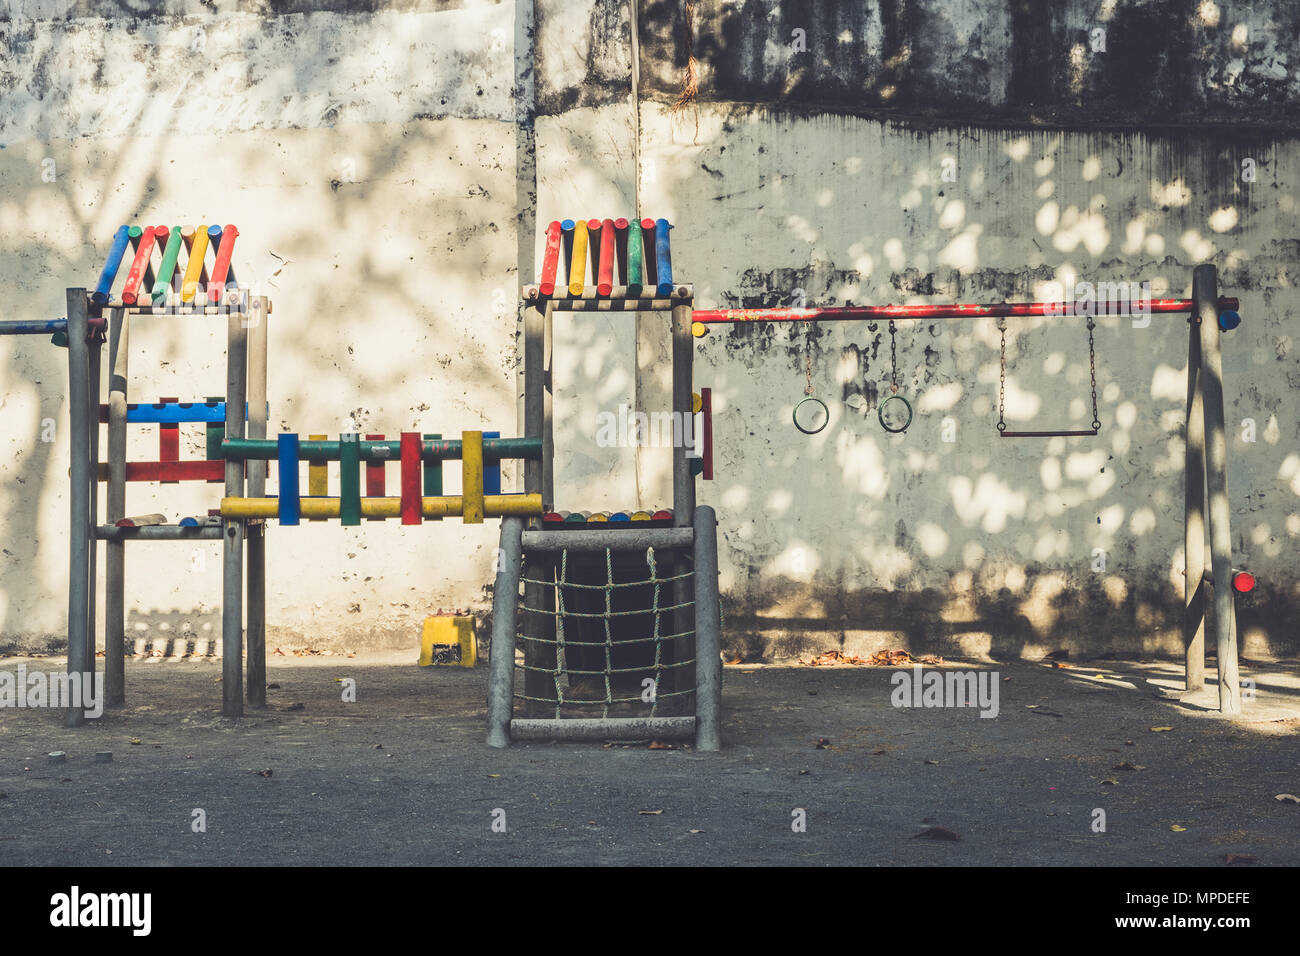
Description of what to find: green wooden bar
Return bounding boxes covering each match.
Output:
[339,435,361,526]
[428,432,444,515]
[221,436,541,462]
[151,226,184,304]
[205,395,224,461]
[627,216,644,292]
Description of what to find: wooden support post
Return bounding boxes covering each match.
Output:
[1194,264,1240,715]
[105,307,129,705]
[1184,282,1207,694]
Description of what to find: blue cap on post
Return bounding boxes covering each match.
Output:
[1218,310,1241,332]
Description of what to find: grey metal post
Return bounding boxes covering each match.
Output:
[105,307,128,705]
[692,505,722,751]
[669,297,696,712]
[245,297,269,707]
[64,289,91,727]
[87,323,101,690]
[221,312,248,717]
[1184,280,1206,693]
[1194,264,1240,714]
[671,297,696,524]
[522,295,554,715]
[487,516,524,747]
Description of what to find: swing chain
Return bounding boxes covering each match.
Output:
[888,318,898,394]
[996,317,1007,432]
[803,320,814,396]
[1087,316,1100,430]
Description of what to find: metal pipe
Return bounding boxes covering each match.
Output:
[1195,265,1240,714]
[221,311,247,718]
[86,324,101,703]
[486,516,524,748]
[521,527,694,551]
[521,298,554,716]
[105,307,128,705]
[693,505,722,751]
[510,716,695,740]
[220,435,541,462]
[246,296,269,708]
[0,318,71,335]
[999,428,1098,438]
[64,289,91,728]
[219,494,543,520]
[670,300,696,714]
[691,297,1240,324]
[95,525,224,541]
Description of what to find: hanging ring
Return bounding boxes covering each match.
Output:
[878,394,913,433]
[793,397,829,435]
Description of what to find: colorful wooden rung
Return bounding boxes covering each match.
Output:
[654,218,673,295]
[278,433,301,525]
[568,220,589,295]
[180,225,210,303]
[121,226,159,306]
[96,400,265,424]
[538,216,675,298]
[89,222,239,306]
[540,221,562,297]
[92,226,132,305]
[207,224,239,302]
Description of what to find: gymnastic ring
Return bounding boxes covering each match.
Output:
[793,397,829,435]
[878,394,913,433]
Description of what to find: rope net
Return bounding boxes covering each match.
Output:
[514,544,697,720]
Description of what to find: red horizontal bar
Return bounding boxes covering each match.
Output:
[692,297,1240,324]
[96,461,226,482]
[999,429,1098,438]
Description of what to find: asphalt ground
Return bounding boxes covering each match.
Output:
[1,653,1297,866]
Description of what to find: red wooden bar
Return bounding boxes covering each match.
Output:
[701,386,713,480]
[614,217,629,285]
[586,219,602,285]
[158,395,179,484]
[208,224,239,302]
[597,217,616,295]
[400,432,421,525]
[692,297,1241,324]
[641,217,658,286]
[365,433,387,519]
[94,461,227,482]
[121,226,159,305]
[539,221,562,296]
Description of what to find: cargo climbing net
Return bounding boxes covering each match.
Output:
[515,545,698,720]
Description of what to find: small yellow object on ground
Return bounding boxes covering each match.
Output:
[419,615,476,667]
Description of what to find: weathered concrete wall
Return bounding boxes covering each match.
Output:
[0,0,526,654]
[1,0,1297,663]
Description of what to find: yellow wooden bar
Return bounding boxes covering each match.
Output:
[307,433,328,519]
[180,224,210,303]
[219,494,543,520]
[461,429,484,525]
[568,219,588,295]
